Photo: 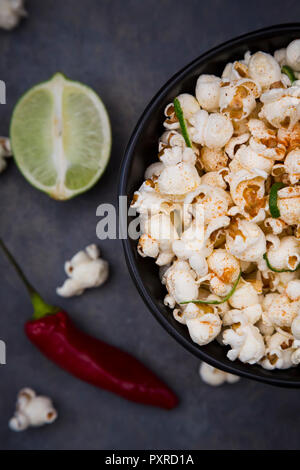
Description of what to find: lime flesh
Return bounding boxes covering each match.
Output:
[10,73,111,200]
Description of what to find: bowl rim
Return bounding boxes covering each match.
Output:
[119,23,300,387]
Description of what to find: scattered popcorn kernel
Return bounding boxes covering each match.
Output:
[199,362,240,386]
[9,388,57,432]
[56,244,109,297]
[0,0,26,31]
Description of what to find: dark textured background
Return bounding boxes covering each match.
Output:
[0,0,300,450]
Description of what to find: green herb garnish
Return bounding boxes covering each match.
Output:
[281,65,296,84]
[173,97,192,148]
[263,253,300,273]
[180,271,242,305]
[269,182,285,218]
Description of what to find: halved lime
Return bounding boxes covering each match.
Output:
[10,73,111,200]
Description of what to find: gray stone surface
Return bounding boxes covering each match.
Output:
[0,0,300,450]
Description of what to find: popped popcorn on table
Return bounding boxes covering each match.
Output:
[56,244,109,297]
[131,39,300,371]
[199,362,240,386]
[9,388,57,431]
[0,0,26,31]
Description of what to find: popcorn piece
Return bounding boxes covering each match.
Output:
[186,312,221,346]
[267,236,300,271]
[163,260,199,306]
[278,121,300,152]
[0,0,26,30]
[199,362,240,386]
[287,280,300,301]
[230,145,274,175]
[222,320,265,364]
[229,280,260,309]
[232,119,251,138]
[185,184,232,225]
[157,162,201,198]
[176,93,200,120]
[131,180,171,218]
[260,270,297,295]
[261,331,295,370]
[200,169,228,189]
[143,212,178,249]
[292,313,300,339]
[190,110,233,149]
[274,48,287,67]
[163,103,179,130]
[207,249,240,297]
[222,60,249,81]
[248,52,281,89]
[284,149,300,184]
[226,170,267,222]
[137,234,159,258]
[172,206,208,276]
[159,145,196,167]
[277,186,300,226]
[183,302,202,319]
[9,388,57,432]
[223,303,262,326]
[205,215,231,242]
[56,244,109,297]
[220,79,260,121]
[257,318,274,336]
[195,74,221,112]
[0,137,12,173]
[248,119,286,160]
[144,162,164,180]
[200,147,228,172]
[225,133,250,160]
[226,218,266,262]
[259,86,300,129]
[286,39,300,72]
[159,130,186,149]
[280,73,292,88]
[264,217,288,235]
[183,300,226,321]
[242,304,262,324]
[291,348,300,365]
[262,293,299,328]
[163,94,200,129]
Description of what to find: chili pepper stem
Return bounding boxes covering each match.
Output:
[0,238,59,319]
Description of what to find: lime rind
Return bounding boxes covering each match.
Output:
[269,182,285,219]
[281,65,296,84]
[173,97,192,148]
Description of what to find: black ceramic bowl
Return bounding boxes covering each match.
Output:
[119,24,300,387]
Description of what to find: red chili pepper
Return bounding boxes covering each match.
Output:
[0,239,178,409]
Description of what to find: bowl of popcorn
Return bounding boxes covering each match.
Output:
[119,24,300,387]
